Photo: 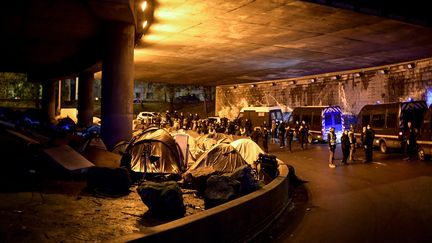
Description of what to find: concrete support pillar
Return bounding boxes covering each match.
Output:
[77,72,95,127]
[41,80,57,124]
[101,23,135,149]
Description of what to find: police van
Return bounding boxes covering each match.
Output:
[291,106,344,143]
[355,101,427,153]
[237,106,283,128]
[417,104,432,160]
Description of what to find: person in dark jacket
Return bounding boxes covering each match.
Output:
[251,127,262,144]
[262,127,269,153]
[364,124,375,162]
[348,124,356,162]
[301,121,309,149]
[405,121,418,160]
[286,125,294,152]
[278,121,286,148]
[245,119,253,136]
[341,130,351,164]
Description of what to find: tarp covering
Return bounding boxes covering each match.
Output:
[171,132,199,168]
[195,133,233,152]
[186,143,247,173]
[129,128,183,174]
[230,138,264,166]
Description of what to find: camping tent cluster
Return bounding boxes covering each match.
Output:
[116,127,267,177]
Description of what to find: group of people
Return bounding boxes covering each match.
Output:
[250,119,310,154]
[327,121,418,168]
[327,124,375,168]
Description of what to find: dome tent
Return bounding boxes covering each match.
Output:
[186,143,247,173]
[194,133,233,155]
[230,138,264,166]
[128,127,184,174]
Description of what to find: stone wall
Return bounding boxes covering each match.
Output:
[216,58,432,120]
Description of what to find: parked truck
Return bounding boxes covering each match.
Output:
[417,104,432,160]
[355,101,427,153]
[237,106,283,128]
[290,106,344,143]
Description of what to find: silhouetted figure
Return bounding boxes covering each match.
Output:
[348,124,356,162]
[251,127,262,144]
[286,125,294,152]
[262,128,269,153]
[364,124,375,162]
[278,121,286,148]
[405,121,418,161]
[341,130,350,164]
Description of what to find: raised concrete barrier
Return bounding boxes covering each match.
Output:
[115,164,290,243]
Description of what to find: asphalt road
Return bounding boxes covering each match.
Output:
[254,141,432,243]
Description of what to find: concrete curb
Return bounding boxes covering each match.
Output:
[115,164,290,243]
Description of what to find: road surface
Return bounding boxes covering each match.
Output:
[254,141,432,243]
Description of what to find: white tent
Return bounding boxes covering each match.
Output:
[230,138,264,166]
[186,143,247,173]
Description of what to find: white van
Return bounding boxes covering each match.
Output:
[237,106,283,128]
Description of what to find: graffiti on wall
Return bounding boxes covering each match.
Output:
[216,59,432,119]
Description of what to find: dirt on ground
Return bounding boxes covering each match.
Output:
[0,180,205,243]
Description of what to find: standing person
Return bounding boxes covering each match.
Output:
[251,127,262,144]
[262,127,269,153]
[286,125,294,152]
[365,124,375,162]
[348,124,356,162]
[361,126,367,161]
[278,121,286,148]
[239,125,246,136]
[341,130,350,164]
[271,119,277,143]
[298,122,304,149]
[245,118,253,136]
[328,127,337,168]
[405,121,418,161]
[301,121,309,149]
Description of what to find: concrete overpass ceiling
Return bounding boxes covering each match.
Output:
[134,0,432,86]
[1,0,431,84]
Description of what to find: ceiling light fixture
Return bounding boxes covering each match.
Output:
[377,69,389,75]
[141,1,147,11]
[407,63,415,69]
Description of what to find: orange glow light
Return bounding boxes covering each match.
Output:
[141,1,147,11]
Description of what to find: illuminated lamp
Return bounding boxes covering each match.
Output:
[142,20,148,28]
[251,84,256,88]
[141,1,147,11]
[309,78,316,83]
[331,75,341,80]
[407,63,415,69]
[377,69,389,75]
